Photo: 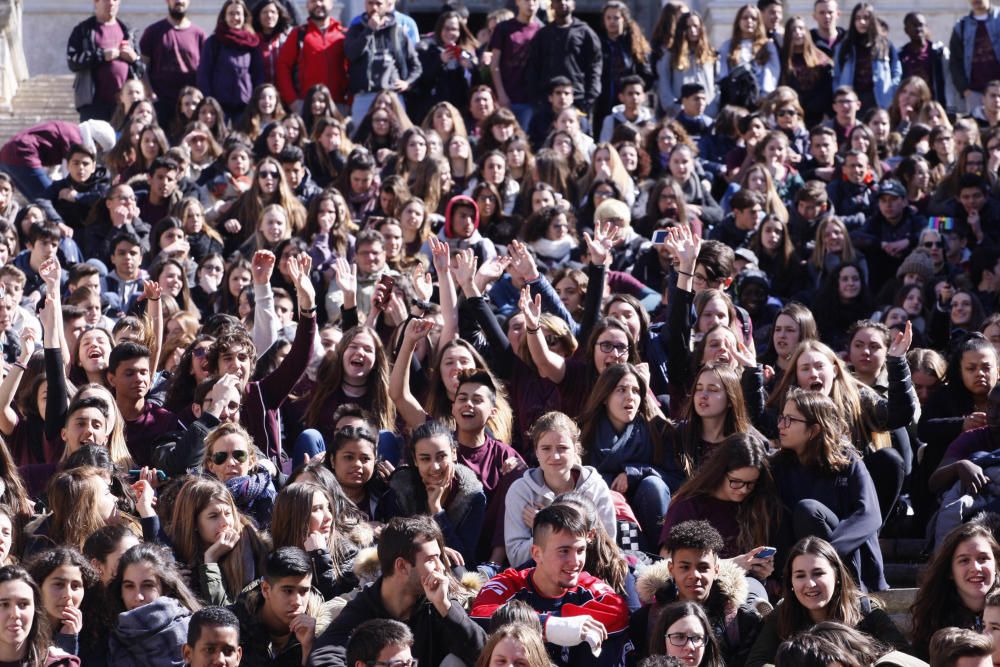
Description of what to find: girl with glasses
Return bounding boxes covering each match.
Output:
[202,422,276,530]
[662,435,778,577]
[746,536,907,667]
[652,601,723,667]
[169,476,270,605]
[769,389,888,593]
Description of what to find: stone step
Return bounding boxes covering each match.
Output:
[0,74,77,145]
[880,538,927,561]
[884,562,922,589]
[877,588,917,636]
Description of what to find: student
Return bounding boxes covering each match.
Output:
[711,190,766,250]
[832,3,901,113]
[633,520,764,666]
[471,504,630,667]
[107,543,202,667]
[811,0,845,56]
[745,536,907,667]
[473,623,551,667]
[183,606,243,667]
[826,150,875,231]
[910,522,1000,659]
[229,547,331,667]
[41,143,110,234]
[0,566,80,667]
[202,421,276,528]
[25,548,100,659]
[929,628,993,667]
[308,516,487,667]
[850,179,925,286]
[599,75,653,144]
[81,525,141,587]
[504,411,617,569]
[488,0,544,131]
[949,0,1000,114]
[379,420,486,566]
[346,619,414,667]
[719,4,781,97]
[649,602,725,667]
[657,13,720,117]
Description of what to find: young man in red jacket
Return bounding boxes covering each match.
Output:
[471,504,630,667]
[275,0,348,112]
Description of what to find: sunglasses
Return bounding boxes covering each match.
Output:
[192,347,209,358]
[258,170,280,179]
[776,109,797,117]
[211,450,248,465]
[923,241,944,248]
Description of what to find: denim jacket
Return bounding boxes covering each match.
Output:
[832,42,901,109]
[949,8,1000,94]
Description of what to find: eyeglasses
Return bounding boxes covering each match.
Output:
[113,194,137,202]
[667,633,705,648]
[776,109,798,117]
[211,450,248,465]
[367,661,418,667]
[727,475,757,490]
[597,341,629,355]
[923,241,944,248]
[258,170,280,179]
[777,414,810,428]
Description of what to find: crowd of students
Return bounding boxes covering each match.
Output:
[2,0,1000,664]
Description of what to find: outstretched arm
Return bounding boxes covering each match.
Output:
[388,318,435,429]
[430,237,458,346]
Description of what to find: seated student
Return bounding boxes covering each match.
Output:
[440,195,498,266]
[41,142,110,234]
[647,601,725,667]
[183,606,243,667]
[942,174,1000,249]
[471,504,630,667]
[631,521,764,667]
[825,149,876,231]
[675,84,714,141]
[308,516,487,667]
[824,86,861,150]
[528,78,592,151]
[745,537,908,667]
[798,127,839,184]
[0,566,80,667]
[153,375,244,475]
[81,184,151,268]
[910,522,1000,660]
[102,232,147,317]
[850,179,926,287]
[202,422,277,529]
[106,342,181,467]
[379,420,486,566]
[928,628,993,667]
[135,157,181,228]
[346,620,414,667]
[599,76,654,144]
[12,220,70,304]
[279,146,322,208]
[0,266,42,337]
[710,190,766,251]
[230,547,337,667]
[107,543,203,667]
[475,622,551,667]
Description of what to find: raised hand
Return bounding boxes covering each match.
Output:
[288,254,316,310]
[519,287,542,331]
[17,328,35,365]
[38,258,61,290]
[251,250,276,285]
[664,225,701,272]
[142,280,161,302]
[452,248,478,290]
[888,320,913,358]
[412,266,433,303]
[477,255,510,284]
[508,240,539,282]
[429,236,451,277]
[583,220,620,266]
[332,257,357,295]
[402,318,434,345]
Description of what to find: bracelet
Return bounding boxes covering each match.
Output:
[11,362,25,371]
[526,326,541,334]
[676,270,693,277]
[147,297,160,301]
[300,306,317,316]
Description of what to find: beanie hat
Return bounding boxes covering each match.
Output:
[444,195,480,238]
[77,120,115,155]
[895,249,935,283]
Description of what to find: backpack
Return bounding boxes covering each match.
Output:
[719,62,760,110]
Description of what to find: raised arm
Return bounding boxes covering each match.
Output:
[142,280,163,378]
[388,318,434,429]
[0,329,34,436]
[38,258,69,442]
[430,237,458,345]
[521,287,567,383]
[258,254,316,407]
[250,250,280,353]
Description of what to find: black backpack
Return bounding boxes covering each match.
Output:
[719,62,760,110]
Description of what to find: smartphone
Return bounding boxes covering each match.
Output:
[754,546,777,559]
[651,229,669,244]
[128,469,168,481]
[374,274,396,308]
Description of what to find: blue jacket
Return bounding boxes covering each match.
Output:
[832,42,901,109]
[949,8,1000,94]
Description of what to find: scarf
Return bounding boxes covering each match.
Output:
[215,23,260,50]
[530,236,578,261]
[593,416,655,481]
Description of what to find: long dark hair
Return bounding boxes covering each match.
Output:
[107,543,202,615]
[579,363,664,465]
[672,434,777,551]
[838,3,889,67]
[677,363,751,476]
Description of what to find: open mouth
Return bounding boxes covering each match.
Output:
[809,381,823,391]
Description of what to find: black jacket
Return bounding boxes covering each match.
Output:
[42,167,111,232]
[529,18,603,112]
[66,16,144,110]
[343,15,421,95]
[307,578,486,667]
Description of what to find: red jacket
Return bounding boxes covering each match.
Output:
[275,19,348,106]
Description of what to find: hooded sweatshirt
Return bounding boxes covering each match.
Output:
[441,195,497,265]
[503,464,617,568]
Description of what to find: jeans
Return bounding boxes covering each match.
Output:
[510,103,535,132]
[631,476,671,553]
[293,427,405,469]
[351,92,379,124]
[0,163,52,202]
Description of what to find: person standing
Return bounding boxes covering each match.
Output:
[197,0,264,120]
[529,0,603,117]
[275,0,349,113]
[67,0,145,122]
[949,0,1000,113]
[140,0,207,125]
[343,0,421,123]
[489,0,544,131]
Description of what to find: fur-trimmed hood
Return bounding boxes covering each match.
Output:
[636,557,750,617]
[235,581,347,638]
[387,463,484,525]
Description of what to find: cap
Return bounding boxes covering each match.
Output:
[77,120,115,155]
[734,247,759,266]
[877,179,907,199]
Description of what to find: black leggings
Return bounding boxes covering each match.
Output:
[864,447,905,525]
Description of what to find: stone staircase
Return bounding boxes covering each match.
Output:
[0,74,77,146]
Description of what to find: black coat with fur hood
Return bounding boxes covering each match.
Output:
[629,558,764,667]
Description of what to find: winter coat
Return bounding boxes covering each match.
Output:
[66,16,144,109]
[108,597,192,667]
[529,18,603,112]
[197,36,265,110]
[630,559,763,667]
[275,19,348,105]
[380,464,487,565]
[504,464,616,568]
[343,14,421,95]
[832,42,902,110]
[949,8,1000,95]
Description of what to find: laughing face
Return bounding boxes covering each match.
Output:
[791,553,838,621]
[341,331,377,383]
[952,535,997,610]
[452,382,496,434]
[414,435,456,491]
